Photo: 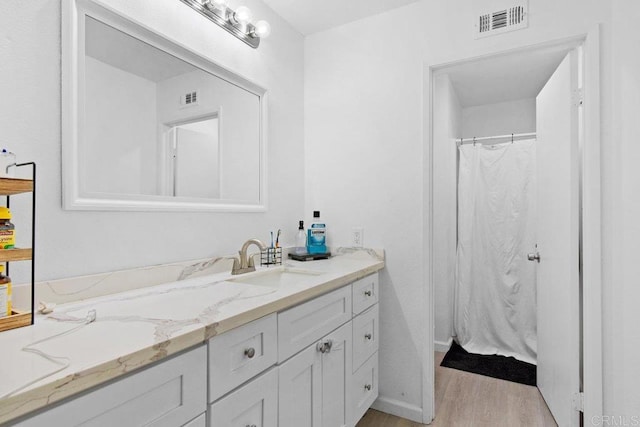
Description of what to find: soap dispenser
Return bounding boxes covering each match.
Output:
[295,220,307,255]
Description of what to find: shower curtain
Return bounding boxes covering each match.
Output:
[454,139,537,365]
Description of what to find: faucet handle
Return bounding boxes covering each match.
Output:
[231,257,241,274]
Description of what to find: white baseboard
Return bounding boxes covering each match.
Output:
[371,396,423,423]
[434,337,453,353]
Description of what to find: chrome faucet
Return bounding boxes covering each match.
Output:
[232,238,267,275]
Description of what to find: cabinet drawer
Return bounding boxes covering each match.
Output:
[350,352,379,426]
[183,413,206,427]
[352,304,379,372]
[209,368,278,427]
[352,274,379,315]
[278,286,352,362]
[16,345,207,427]
[209,313,277,402]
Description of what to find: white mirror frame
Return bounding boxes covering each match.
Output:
[62,0,268,212]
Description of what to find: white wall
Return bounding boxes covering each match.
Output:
[432,74,461,349]
[84,56,158,195]
[604,0,640,418]
[462,98,536,138]
[305,0,611,421]
[0,0,304,285]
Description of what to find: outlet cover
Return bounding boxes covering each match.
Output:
[352,227,364,247]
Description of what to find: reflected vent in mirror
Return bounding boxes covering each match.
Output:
[475,1,528,39]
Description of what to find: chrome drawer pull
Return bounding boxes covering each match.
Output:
[364,384,372,391]
[246,424,257,427]
[364,333,372,340]
[364,290,372,297]
[244,347,256,358]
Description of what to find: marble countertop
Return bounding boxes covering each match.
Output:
[0,248,383,424]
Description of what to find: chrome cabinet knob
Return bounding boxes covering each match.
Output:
[364,290,372,297]
[316,339,333,353]
[364,384,372,391]
[527,252,541,262]
[364,333,372,340]
[244,347,256,358]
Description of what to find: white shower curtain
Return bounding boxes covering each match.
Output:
[454,139,537,365]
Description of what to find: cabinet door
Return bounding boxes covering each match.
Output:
[320,322,352,427]
[278,344,322,427]
[209,368,278,427]
[278,322,352,427]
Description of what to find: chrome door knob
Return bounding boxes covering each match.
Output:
[527,252,541,262]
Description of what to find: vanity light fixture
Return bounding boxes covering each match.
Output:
[180,0,271,48]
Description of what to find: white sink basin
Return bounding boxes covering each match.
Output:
[228,266,324,288]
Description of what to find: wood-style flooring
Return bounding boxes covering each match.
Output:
[356,352,557,427]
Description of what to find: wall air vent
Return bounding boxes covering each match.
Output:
[180,90,199,107]
[475,1,528,39]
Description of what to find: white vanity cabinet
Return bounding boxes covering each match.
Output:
[12,273,380,427]
[15,345,207,427]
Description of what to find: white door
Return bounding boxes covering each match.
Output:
[534,49,581,427]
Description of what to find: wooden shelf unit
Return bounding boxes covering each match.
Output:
[0,168,36,333]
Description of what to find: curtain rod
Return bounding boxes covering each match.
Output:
[457,132,537,146]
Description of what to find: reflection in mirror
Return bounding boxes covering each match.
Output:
[168,116,220,198]
[71,12,264,210]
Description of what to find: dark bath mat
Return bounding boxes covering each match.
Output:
[440,341,536,386]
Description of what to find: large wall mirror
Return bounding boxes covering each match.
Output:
[63,0,267,211]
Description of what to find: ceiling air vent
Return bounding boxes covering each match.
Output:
[475,2,528,39]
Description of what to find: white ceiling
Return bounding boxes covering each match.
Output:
[262,0,421,35]
[443,44,572,107]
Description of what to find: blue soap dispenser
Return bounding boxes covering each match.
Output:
[307,211,327,255]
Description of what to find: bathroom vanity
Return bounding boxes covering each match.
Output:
[0,249,383,426]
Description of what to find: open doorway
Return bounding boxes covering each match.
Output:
[426,34,601,426]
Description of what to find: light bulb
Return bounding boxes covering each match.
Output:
[252,20,271,38]
[232,6,252,24]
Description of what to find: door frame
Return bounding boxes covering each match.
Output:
[422,27,602,424]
